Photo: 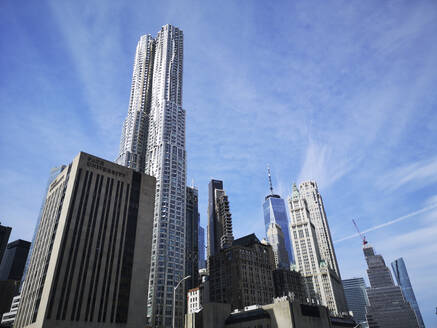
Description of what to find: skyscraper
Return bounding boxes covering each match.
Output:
[207,179,223,258]
[214,189,234,250]
[116,34,155,171]
[21,166,66,289]
[363,243,418,328]
[299,181,340,278]
[342,277,369,326]
[0,240,31,281]
[391,258,424,328]
[288,184,348,315]
[207,179,234,264]
[198,225,206,269]
[0,224,12,265]
[117,25,186,327]
[15,152,156,328]
[266,223,290,269]
[185,187,199,295]
[263,169,294,264]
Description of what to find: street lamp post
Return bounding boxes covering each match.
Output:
[172,275,191,328]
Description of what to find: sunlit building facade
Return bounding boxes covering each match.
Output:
[117,25,186,327]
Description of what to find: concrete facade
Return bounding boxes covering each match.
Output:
[14,152,156,328]
[184,297,348,328]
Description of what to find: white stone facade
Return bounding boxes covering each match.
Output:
[288,184,348,315]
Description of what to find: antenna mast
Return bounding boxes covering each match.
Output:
[352,219,368,245]
[267,165,274,195]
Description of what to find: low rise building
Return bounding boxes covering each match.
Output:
[185,296,355,328]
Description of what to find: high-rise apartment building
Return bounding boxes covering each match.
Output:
[14,152,156,328]
[0,240,31,281]
[363,243,418,328]
[0,224,12,265]
[342,277,369,326]
[198,225,206,269]
[263,169,294,264]
[391,258,424,328]
[185,187,199,295]
[288,184,348,315]
[116,34,155,171]
[214,189,234,250]
[299,181,340,277]
[207,180,234,262]
[207,179,223,258]
[266,223,290,269]
[209,234,275,310]
[117,24,186,327]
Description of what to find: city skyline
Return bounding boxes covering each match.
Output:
[1,1,437,326]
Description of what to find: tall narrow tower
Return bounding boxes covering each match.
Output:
[299,181,340,277]
[288,184,348,315]
[116,35,155,172]
[117,25,186,328]
[263,168,294,264]
[391,258,424,328]
[207,179,223,259]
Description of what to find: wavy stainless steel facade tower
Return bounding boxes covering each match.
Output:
[116,35,155,172]
[117,25,186,327]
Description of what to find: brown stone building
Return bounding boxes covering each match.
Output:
[209,234,275,310]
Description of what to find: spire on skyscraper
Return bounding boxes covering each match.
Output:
[267,165,274,195]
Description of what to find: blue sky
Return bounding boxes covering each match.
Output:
[1,0,436,325]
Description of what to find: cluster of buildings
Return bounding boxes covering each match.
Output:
[0,24,426,328]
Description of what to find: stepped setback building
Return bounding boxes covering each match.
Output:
[207,180,234,261]
[116,24,186,327]
[364,243,418,328]
[14,152,156,328]
[288,183,348,315]
[391,258,424,328]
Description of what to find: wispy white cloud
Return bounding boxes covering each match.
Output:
[376,157,437,192]
[334,202,437,243]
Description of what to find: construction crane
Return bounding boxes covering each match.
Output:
[352,219,368,246]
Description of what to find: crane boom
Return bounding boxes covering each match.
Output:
[352,219,368,245]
